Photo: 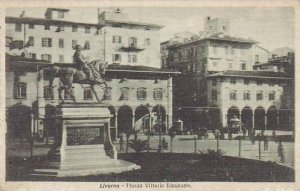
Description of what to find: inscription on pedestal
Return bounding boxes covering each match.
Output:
[66,126,104,146]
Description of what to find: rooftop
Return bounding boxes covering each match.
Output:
[205,70,291,79]
[6,16,102,27]
[167,34,258,49]
[104,19,164,29]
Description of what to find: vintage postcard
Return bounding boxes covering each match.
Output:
[0,0,299,191]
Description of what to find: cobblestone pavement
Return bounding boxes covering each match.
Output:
[7,134,294,169]
[115,135,294,169]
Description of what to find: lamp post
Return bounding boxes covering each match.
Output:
[157,105,163,153]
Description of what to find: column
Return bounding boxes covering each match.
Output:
[167,77,173,129]
[115,114,118,140]
[252,110,254,129]
[30,113,34,137]
[149,112,152,132]
[132,115,135,130]
[221,109,227,128]
[264,112,267,130]
[37,69,45,137]
[276,110,280,129]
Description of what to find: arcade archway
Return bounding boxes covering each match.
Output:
[227,106,240,126]
[279,108,291,130]
[208,107,221,130]
[152,105,166,133]
[254,106,265,130]
[267,106,278,130]
[241,106,253,130]
[117,105,133,134]
[6,104,32,140]
[135,105,150,133]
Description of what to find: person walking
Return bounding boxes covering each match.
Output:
[280,148,285,163]
[263,137,269,150]
[277,141,283,157]
[162,137,167,150]
[119,134,124,152]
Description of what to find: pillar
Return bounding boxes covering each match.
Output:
[276,110,279,130]
[30,113,34,137]
[149,112,152,132]
[222,109,227,128]
[264,112,267,130]
[251,110,254,129]
[115,114,118,140]
[132,115,135,130]
[167,76,173,129]
[37,69,45,137]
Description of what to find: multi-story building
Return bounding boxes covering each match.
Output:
[6,8,103,64]
[6,8,163,67]
[5,8,178,141]
[165,17,293,131]
[98,9,163,68]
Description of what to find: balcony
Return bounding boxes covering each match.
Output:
[119,44,144,52]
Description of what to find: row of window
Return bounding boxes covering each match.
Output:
[212,62,247,70]
[212,78,276,86]
[211,90,276,101]
[14,83,164,101]
[28,37,91,50]
[15,23,94,33]
[112,53,137,63]
[112,36,151,46]
[27,53,64,62]
[212,45,246,55]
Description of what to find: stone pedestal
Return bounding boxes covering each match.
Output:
[34,103,140,177]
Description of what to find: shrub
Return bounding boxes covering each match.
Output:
[128,139,148,153]
[198,149,225,160]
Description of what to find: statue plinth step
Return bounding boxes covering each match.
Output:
[33,160,141,177]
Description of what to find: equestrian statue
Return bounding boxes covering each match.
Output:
[48,45,108,103]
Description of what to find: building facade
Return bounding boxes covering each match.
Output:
[5,8,176,141]
[164,17,294,131]
[6,8,163,68]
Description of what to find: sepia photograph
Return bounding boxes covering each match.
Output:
[2,2,297,189]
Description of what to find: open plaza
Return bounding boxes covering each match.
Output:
[4,7,295,181]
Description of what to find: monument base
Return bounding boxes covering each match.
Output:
[33,103,140,177]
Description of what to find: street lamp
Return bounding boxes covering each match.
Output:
[157,105,163,153]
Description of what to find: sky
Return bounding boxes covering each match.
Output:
[6,7,294,51]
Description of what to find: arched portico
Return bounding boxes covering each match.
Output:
[135,105,150,133]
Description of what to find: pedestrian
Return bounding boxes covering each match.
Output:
[263,137,268,150]
[228,131,232,141]
[119,134,124,152]
[277,141,283,157]
[280,148,285,163]
[162,137,167,150]
[251,134,255,145]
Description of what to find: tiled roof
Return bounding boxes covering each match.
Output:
[107,64,180,74]
[207,34,258,44]
[206,70,291,79]
[6,16,102,27]
[105,19,163,29]
[168,34,257,49]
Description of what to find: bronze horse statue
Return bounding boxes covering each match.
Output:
[47,59,108,103]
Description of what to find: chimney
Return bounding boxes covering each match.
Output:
[20,11,25,17]
[115,8,121,13]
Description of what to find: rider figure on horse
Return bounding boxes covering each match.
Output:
[73,45,93,81]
